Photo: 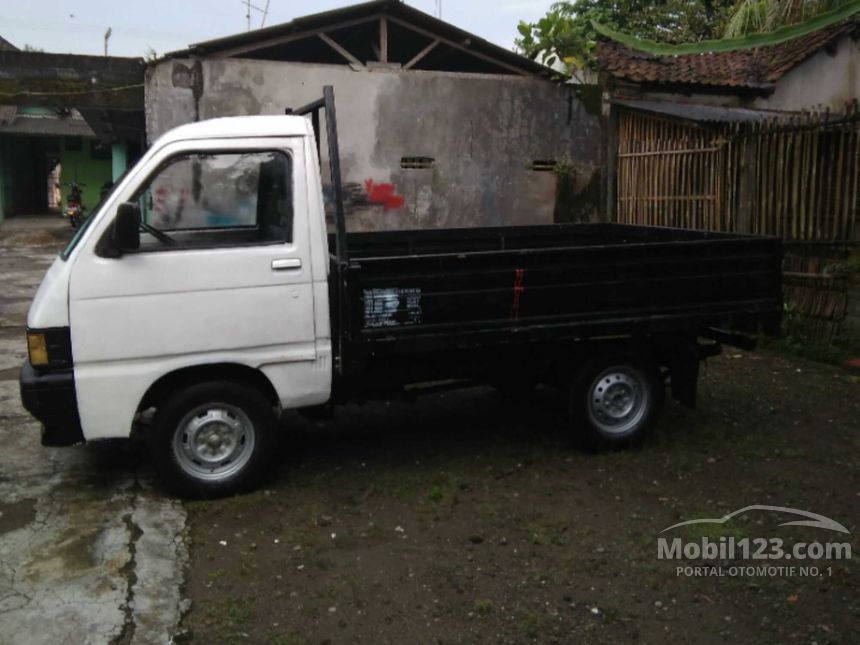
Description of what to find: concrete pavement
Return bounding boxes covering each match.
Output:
[0,217,188,644]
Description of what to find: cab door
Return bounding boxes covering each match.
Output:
[68,138,326,440]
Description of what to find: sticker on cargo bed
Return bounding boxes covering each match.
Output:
[363,288,422,328]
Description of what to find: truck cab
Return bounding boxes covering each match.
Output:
[21,114,333,496]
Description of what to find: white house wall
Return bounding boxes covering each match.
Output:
[752,35,860,112]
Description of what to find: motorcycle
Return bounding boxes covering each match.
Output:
[63,182,86,229]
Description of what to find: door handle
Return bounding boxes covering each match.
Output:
[271,258,302,271]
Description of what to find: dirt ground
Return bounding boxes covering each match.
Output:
[180,351,859,644]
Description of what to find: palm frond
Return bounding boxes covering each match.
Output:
[725,0,770,37]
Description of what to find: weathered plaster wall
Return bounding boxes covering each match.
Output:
[753,36,859,112]
[146,59,602,231]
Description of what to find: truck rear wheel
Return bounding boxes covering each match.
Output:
[569,351,663,449]
[149,380,277,498]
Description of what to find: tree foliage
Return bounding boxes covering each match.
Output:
[724,0,850,37]
[516,1,737,71]
[516,0,858,74]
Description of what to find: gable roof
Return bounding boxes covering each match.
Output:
[168,0,548,77]
[596,19,859,89]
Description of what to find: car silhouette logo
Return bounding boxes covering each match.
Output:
[660,505,850,534]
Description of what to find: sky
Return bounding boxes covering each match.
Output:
[1,0,550,58]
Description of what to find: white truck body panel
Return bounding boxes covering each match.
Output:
[28,116,333,440]
[27,256,72,328]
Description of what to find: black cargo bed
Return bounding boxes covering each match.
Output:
[331,223,782,361]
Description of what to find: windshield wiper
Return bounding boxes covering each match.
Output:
[140,221,177,246]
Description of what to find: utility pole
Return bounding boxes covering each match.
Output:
[104,27,111,56]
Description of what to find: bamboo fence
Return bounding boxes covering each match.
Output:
[616,102,860,242]
[615,102,860,344]
[616,109,724,231]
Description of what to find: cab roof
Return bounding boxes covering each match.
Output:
[158,115,313,144]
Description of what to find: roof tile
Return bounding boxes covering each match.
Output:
[597,20,858,89]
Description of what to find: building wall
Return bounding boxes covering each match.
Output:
[146,59,602,231]
[58,139,112,213]
[0,135,53,216]
[0,142,6,223]
[753,35,859,112]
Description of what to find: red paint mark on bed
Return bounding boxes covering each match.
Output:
[364,179,405,211]
[510,268,525,320]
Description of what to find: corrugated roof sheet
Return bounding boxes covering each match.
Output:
[613,99,790,122]
[597,19,858,89]
[0,111,94,137]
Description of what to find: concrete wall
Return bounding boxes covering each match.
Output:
[753,35,859,112]
[146,59,602,231]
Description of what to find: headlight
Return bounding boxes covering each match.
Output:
[25,328,72,369]
[27,332,49,366]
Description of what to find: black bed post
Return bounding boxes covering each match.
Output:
[285,86,348,265]
[323,85,348,267]
[286,87,350,375]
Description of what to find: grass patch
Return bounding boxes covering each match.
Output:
[761,335,851,366]
[202,597,255,639]
[518,611,554,639]
[523,515,572,547]
[267,633,309,645]
[681,520,750,541]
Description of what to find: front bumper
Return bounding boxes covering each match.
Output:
[19,360,84,446]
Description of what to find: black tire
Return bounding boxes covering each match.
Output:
[148,380,277,498]
[569,350,664,450]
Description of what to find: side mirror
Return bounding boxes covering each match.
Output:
[113,202,140,252]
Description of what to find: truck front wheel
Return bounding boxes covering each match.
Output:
[569,352,663,449]
[149,380,277,498]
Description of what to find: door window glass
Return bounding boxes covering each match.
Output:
[135,150,292,248]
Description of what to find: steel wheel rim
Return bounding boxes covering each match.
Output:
[587,366,650,436]
[172,403,256,481]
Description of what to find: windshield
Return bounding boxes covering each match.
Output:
[60,165,134,261]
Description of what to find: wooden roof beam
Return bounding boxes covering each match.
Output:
[380,17,388,63]
[318,33,365,68]
[386,15,533,76]
[403,39,439,69]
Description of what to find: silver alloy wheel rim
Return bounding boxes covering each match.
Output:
[587,366,650,436]
[172,403,256,481]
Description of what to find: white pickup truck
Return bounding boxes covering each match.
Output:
[20,88,782,498]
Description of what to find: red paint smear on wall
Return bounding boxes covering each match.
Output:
[364,179,405,211]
